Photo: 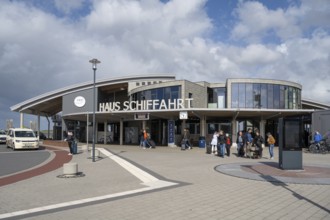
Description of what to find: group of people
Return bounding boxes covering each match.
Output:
[211,128,276,159]
[210,130,232,158]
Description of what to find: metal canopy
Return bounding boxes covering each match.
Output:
[63,108,314,123]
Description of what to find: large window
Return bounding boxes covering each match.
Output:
[253,84,261,108]
[133,86,181,109]
[246,83,253,108]
[208,87,226,108]
[231,83,301,109]
[273,85,280,109]
[231,84,239,108]
[261,84,267,108]
[267,84,274,109]
[239,84,246,108]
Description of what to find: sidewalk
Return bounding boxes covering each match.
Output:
[0,145,330,220]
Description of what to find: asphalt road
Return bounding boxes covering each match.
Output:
[0,144,51,177]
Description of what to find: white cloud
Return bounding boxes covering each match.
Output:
[231,1,301,42]
[296,0,330,30]
[0,0,329,128]
[237,44,281,64]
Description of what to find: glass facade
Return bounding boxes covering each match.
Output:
[231,83,301,109]
[207,120,231,135]
[207,87,226,108]
[132,86,181,107]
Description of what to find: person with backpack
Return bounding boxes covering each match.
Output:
[225,133,231,157]
[266,132,276,160]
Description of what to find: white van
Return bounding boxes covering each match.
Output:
[6,128,39,150]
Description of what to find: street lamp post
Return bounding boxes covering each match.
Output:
[89,58,101,162]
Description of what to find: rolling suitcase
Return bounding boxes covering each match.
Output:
[206,144,212,154]
[181,140,186,150]
[148,139,156,148]
[72,141,77,154]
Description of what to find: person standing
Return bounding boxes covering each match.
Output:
[236,131,245,157]
[210,131,218,155]
[253,130,264,159]
[225,133,231,157]
[217,130,226,158]
[245,128,253,158]
[266,132,276,160]
[66,130,74,156]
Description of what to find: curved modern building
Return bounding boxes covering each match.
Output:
[11,75,330,146]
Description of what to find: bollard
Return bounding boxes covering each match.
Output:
[90,148,100,158]
[57,162,84,178]
[63,162,78,176]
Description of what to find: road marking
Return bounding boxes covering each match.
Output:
[0,148,178,219]
[98,148,159,183]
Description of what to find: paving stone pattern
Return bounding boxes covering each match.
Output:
[0,145,329,220]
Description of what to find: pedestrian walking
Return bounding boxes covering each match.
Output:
[182,128,192,150]
[266,132,276,159]
[143,129,150,149]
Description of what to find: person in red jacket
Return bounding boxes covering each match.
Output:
[225,133,231,157]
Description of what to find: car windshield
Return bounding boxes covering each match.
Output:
[15,131,36,138]
[0,131,5,135]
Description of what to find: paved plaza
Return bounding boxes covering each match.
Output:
[0,144,330,220]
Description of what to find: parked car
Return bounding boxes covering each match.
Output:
[6,128,39,150]
[0,130,6,144]
[34,131,47,140]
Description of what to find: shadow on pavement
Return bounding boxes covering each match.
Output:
[247,163,330,214]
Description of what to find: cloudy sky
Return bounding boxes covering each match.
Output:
[0,0,329,129]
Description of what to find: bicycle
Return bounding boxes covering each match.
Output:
[98,134,113,144]
[309,140,327,154]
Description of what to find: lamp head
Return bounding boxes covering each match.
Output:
[89,58,101,70]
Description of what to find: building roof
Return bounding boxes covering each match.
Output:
[10,75,329,118]
[302,99,330,110]
[10,74,176,117]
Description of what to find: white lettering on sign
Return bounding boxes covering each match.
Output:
[99,98,193,112]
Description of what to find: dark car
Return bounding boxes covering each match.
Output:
[0,130,6,144]
[34,131,47,140]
